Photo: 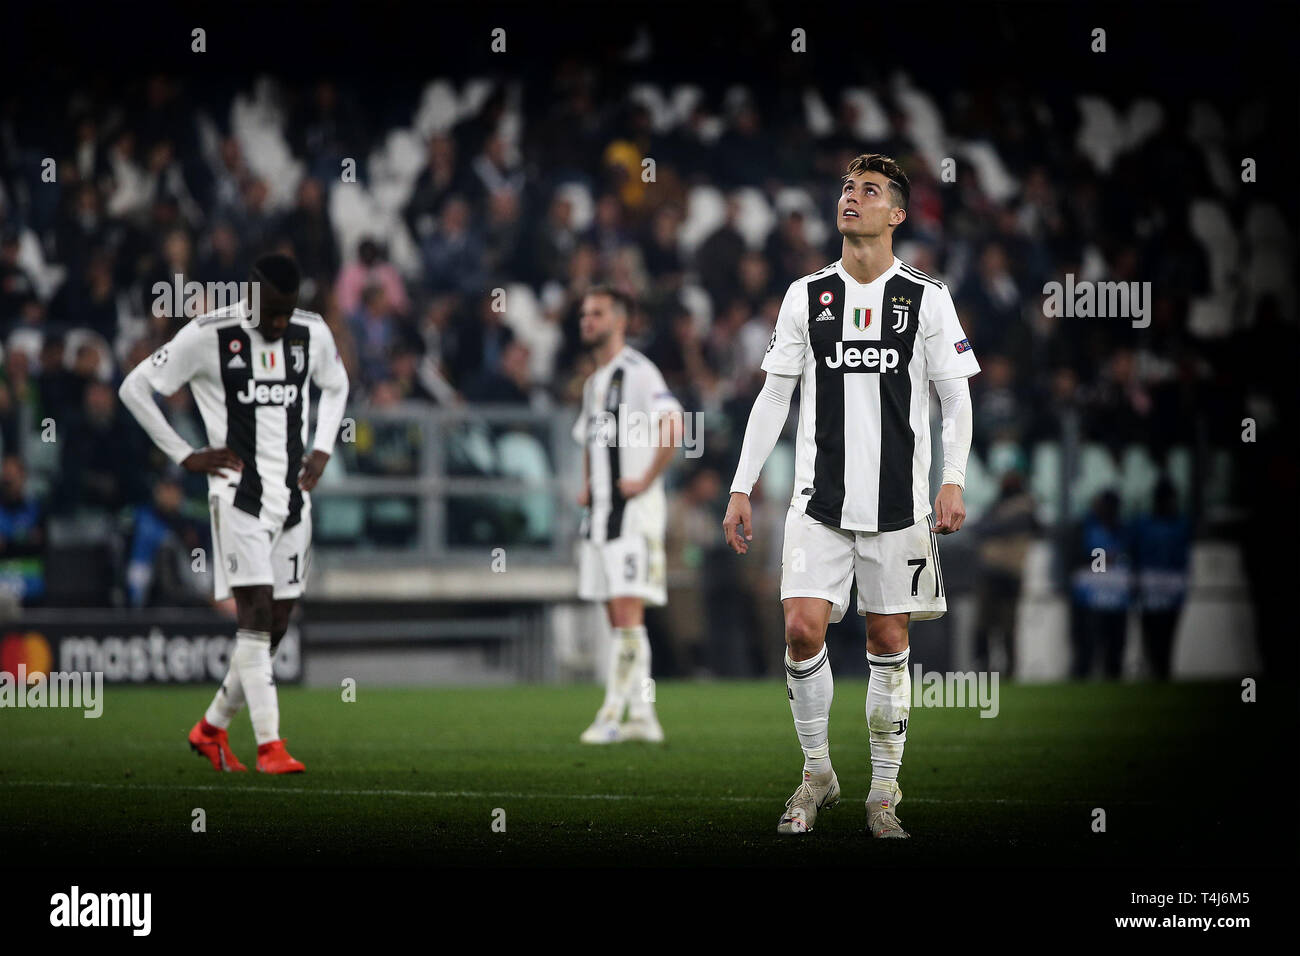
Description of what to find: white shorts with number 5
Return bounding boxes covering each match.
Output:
[577,534,667,607]
[210,496,312,602]
[780,507,945,624]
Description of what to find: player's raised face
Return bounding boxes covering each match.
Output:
[837,171,904,239]
[580,292,624,347]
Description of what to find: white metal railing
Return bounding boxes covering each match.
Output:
[311,403,583,568]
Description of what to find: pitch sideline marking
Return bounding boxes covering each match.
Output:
[2,779,1142,806]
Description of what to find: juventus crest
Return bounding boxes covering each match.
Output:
[290,342,306,374]
[889,296,912,333]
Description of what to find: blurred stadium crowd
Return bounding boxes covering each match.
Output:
[0,44,1293,675]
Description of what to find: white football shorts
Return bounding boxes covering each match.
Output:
[577,534,667,607]
[210,495,312,602]
[780,506,946,623]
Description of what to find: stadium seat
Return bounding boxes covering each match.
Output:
[839,87,892,140]
[893,74,950,178]
[6,328,43,365]
[1029,442,1062,525]
[1204,449,1235,517]
[555,182,596,232]
[496,430,554,541]
[328,184,384,272]
[678,283,714,328]
[113,311,151,367]
[23,426,61,491]
[1125,99,1164,151]
[17,225,66,302]
[413,80,459,138]
[503,282,562,382]
[628,83,674,132]
[62,329,114,380]
[733,187,777,250]
[366,497,419,547]
[378,209,423,280]
[765,441,795,505]
[230,77,304,209]
[447,421,499,476]
[1073,443,1120,518]
[986,440,1024,478]
[668,84,705,130]
[457,80,497,127]
[328,180,422,280]
[1187,293,1234,338]
[315,496,366,543]
[772,186,831,247]
[367,129,427,211]
[1079,243,1109,282]
[1075,95,1126,172]
[1166,445,1193,509]
[1119,443,1160,517]
[959,448,994,523]
[802,88,835,137]
[957,141,1018,204]
[679,184,726,256]
[1189,199,1239,294]
[195,110,224,174]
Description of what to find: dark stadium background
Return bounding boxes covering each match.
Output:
[0,0,1296,914]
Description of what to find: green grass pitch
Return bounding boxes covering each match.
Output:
[1,680,1290,868]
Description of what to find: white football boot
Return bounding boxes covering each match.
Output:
[580,711,623,744]
[776,768,840,834]
[866,783,910,839]
[619,714,665,743]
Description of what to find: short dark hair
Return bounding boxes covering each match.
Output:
[251,253,301,297]
[845,153,910,213]
[585,285,635,319]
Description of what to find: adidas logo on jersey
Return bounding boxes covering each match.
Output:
[823,341,901,372]
[227,353,247,369]
[235,380,300,406]
[814,308,836,322]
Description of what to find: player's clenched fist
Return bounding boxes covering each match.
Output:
[182,447,243,475]
[723,491,754,554]
[930,483,966,534]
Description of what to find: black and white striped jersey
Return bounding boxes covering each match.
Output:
[572,346,682,543]
[762,257,980,533]
[140,303,348,529]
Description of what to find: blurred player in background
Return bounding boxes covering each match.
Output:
[573,287,683,743]
[723,154,979,836]
[119,253,349,773]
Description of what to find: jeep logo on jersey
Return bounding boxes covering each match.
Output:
[823,341,901,372]
[235,380,301,406]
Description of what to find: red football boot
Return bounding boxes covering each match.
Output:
[256,739,306,774]
[188,719,247,772]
